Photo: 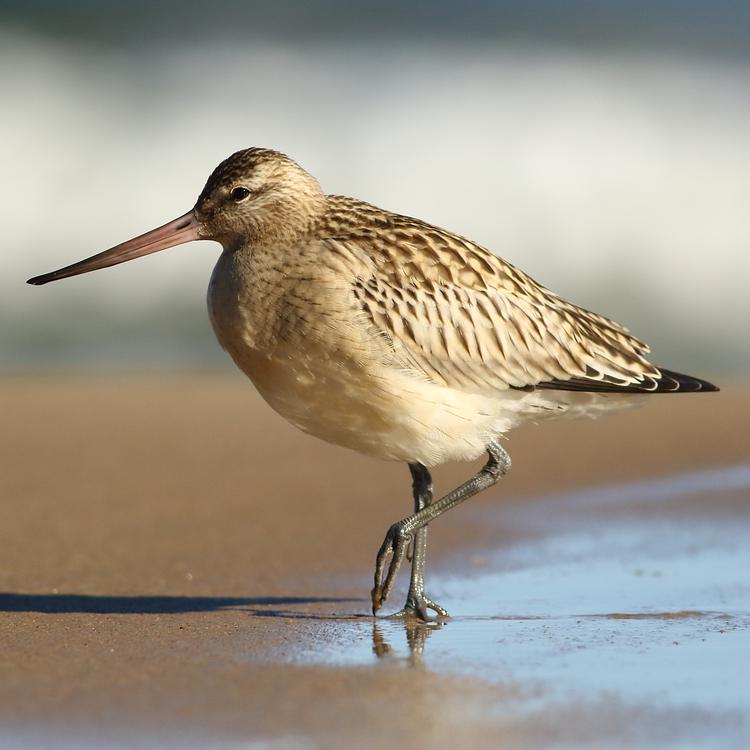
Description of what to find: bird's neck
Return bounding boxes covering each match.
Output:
[259,191,328,246]
[208,239,307,354]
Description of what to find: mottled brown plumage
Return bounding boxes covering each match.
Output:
[322,194,659,392]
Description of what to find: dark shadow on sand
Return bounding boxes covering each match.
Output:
[0,592,362,615]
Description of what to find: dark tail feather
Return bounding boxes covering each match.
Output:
[535,367,719,394]
[650,367,719,393]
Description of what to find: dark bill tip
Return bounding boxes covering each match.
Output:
[27,274,53,286]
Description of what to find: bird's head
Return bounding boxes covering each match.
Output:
[27,147,325,286]
[194,148,326,246]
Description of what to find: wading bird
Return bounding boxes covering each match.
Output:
[28,148,718,620]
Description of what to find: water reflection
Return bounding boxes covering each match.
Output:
[371,620,445,667]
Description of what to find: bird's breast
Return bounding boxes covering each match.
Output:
[207,249,406,457]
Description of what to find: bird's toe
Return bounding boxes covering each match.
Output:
[387,593,449,622]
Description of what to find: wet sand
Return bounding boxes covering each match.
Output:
[0,375,748,748]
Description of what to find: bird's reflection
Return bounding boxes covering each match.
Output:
[372,618,445,667]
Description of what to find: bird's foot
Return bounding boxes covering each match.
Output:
[388,593,449,622]
[371,521,411,615]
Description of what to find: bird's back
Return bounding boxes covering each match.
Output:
[318,195,716,395]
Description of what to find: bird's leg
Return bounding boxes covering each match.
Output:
[388,463,449,620]
[372,441,511,617]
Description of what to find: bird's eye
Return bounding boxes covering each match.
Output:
[230,186,251,202]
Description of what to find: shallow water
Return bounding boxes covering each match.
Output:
[271,465,750,746]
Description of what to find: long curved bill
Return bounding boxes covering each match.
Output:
[27,211,200,286]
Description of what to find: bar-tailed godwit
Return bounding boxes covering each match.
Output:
[28,148,718,620]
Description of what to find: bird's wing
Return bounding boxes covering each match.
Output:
[324,213,669,394]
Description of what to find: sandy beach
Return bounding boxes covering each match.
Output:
[0,375,748,748]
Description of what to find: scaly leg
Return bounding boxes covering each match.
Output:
[371,440,511,617]
[389,463,449,620]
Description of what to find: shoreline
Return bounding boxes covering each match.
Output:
[0,377,748,748]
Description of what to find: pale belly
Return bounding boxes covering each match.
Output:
[226,336,516,465]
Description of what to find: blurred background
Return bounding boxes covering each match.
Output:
[2,0,749,375]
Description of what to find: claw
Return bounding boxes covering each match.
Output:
[422,595,449,618]
[371,522,410,614]
[371,584,385,615]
